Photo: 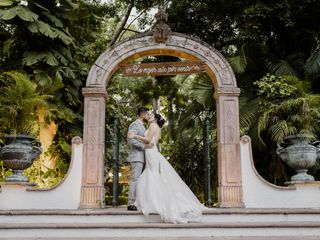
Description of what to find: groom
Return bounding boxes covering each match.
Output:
[127,107,153,211]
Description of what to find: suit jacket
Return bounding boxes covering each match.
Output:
[127,119,146,163]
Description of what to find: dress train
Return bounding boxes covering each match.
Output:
[136,138,206,223]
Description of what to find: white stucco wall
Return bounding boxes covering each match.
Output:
[241,135,320,208]
[2,134,320,210]
[0,137,83,210]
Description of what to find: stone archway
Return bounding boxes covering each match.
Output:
[80,32,243,209]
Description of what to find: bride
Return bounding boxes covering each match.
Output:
[128,113,207,223]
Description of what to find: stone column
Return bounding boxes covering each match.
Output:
[215,87,244,208]
[80,87,107,209]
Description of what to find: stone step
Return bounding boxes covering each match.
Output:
[1,208,320,224]
[1,221,320,239]
[1,238,320,240]
[2,221,320,228]
[2,208,320,239]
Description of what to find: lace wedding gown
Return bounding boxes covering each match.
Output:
[136,135,207,223]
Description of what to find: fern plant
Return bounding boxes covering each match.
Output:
[241,74,320,148]
[0,71,50,137]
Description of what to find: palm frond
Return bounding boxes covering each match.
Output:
[0,71,51,135]
[227,44,247,74]
[239,97,260,129]
[268,120,297,143]
[305,45,320,80]
[268,59,300,77]
[191,74,215,110]
[250,117,267,149]
[177,101,204,133]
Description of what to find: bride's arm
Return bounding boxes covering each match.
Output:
[129,124,156,143]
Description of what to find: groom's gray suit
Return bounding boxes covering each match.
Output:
[127,119,146,206]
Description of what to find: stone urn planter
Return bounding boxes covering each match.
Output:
[0,135,42,182]
[276,134,320,182]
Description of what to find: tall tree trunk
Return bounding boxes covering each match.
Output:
[152,98,161,113]
[108,0,135,47]
[167,94,174,140]
[152,77,161,113]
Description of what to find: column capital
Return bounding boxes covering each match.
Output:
[215,87,240,99]
[82,87,107,98]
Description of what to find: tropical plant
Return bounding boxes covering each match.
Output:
[0,71,50,137]
[241,74,320,147]
[240,74,320,184]
[0,0,121,187]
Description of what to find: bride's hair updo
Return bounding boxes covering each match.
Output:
[154,114,166,128]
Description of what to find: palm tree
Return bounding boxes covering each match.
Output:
[0,71,50,137]
[239,74,320,184]
[241,94,320,148]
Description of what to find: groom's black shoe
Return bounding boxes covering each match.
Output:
[127,205,137,211]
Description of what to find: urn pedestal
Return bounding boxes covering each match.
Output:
[0,135,42,183]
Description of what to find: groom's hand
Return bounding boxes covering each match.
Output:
[145,143,154,149]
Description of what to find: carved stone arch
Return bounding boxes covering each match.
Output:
[86,33,237,89]
[81,32,243,208]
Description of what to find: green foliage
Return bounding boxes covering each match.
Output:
[1,0,320,194]
[0,71,50,136]
[0,160,12,182]
[240,73,320,184]
[306,45,320,80]
[161,130,217,201]
[0,0,119,186]
[242,75,320,148]
[0,0,13,7]
[191,74,215,110]
[0,5,39,21]
[24,158,69,188]
[254,74,303,101]
[103,69,218,202]
[227,45,247,74]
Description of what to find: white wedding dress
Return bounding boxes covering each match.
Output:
[136,135,207,223]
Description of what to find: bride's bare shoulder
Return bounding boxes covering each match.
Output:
[149,123,160,134]
[150,122,159,128]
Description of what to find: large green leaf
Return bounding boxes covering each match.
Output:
[43,12,63,28]
[227,45,247,74]
[44,52,59,66]
[27,21,39,33]
[37,20,57,38]
[61,0,79,9]
[305,46,320,80]
[60,141,71,157]
[54,28,73,45]
[268,120,297,143]
[34,70,52,87]
[52,50,68,65]
[16,5,38,22]
[0,6,39,22]
[228,55,247,74]
[22,51,46,66]
[0,0,13,7]
[22,51,59,66]
[0,7,18,20]
[191,75,215,110]
[3,38,15,57]
[268,59,299,77]
[28,21,56,38]
[28,21,73,44]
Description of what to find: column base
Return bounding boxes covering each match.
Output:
[219,202,245,208]
[79,185,105,209]
[218,185,244,208]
